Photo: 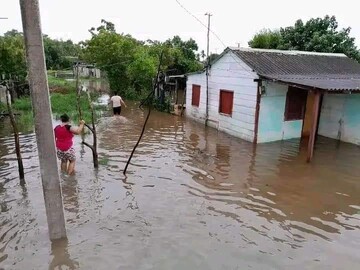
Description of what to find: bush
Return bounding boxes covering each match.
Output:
[12,97,33,111]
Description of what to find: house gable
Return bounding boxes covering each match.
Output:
[186,50,259,142]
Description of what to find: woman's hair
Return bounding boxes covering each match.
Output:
[60,114,70,123]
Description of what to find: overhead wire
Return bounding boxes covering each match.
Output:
[174,0,256,79]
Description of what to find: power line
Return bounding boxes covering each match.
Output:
[174,0,255,78]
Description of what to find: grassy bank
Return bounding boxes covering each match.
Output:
[12,92,106,123]
[1,75,108,132]
[48,74,76,94]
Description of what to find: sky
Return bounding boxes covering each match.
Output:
[1,0,360,54]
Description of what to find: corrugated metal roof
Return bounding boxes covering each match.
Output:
[262,74,360,91]
[231,48,360,91]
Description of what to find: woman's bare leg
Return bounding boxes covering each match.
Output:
[61,161,68,172]
[67,160,76,175]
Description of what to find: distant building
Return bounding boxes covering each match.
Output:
[73,63,101,78]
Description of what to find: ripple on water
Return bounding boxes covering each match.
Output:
[1,105,360,269]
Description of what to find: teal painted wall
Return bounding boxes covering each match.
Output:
[257,82,303,143]
[319,94,360,145]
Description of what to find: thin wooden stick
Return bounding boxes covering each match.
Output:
[6,81,25,185]
[86,91,99,168]
[123,51,164,175]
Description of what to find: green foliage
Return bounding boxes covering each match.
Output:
[16,111,34,133]
[43,35,81,70]
[0,102,6,112]
[248,15,360,62]
[0,30,27,80]
[98,156,110,166]
[0,30,80,81]
[81,20,202,99]
[12,97,32,111]
[10,91,104,124]
[248,29,282,49]
[47,75,76,93]
[153,96,171,113]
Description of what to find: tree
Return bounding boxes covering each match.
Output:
[0,30,27,80]
[0,29,80,79]
[82,20,202,98]
[248,29,282,49]
[43,36,81,70]
[249,15,360,62]
[81,21,141,95]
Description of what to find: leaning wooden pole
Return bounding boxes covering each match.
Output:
[6,82,25,185]
[19,0,67,240]
[82,91,99,168]
[123,51,164,175]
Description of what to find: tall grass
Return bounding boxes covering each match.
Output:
[12,97,33,111]
[11,92,106,124]
[0,102,6,112]
[48,75,76,94]
[16,111,34,133]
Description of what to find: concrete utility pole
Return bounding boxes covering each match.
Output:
[205,12,212,126]
[19,0,67,240]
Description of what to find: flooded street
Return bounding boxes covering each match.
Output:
[0,102,360,269]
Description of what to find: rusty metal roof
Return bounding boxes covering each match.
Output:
[231,48,360,91]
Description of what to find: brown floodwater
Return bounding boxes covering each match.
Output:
[0,101,359,269]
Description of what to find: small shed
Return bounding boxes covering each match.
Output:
[73,63,101,78]
[186,47,360,161]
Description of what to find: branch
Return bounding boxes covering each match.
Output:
[84,123,94,133]
[82,141,94,151]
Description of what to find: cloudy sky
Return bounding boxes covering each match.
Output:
[1,0,360,54]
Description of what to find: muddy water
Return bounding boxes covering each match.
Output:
[0,102,359,269]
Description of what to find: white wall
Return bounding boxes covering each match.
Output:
[0,86,10,105]
[186,51,258,142]
[186,72,207,122]
[257,82,303,143]
[318,94,360,145]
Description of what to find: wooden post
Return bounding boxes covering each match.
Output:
[307,90,321,162]
[6,81,25,185]
[19,0,67,239]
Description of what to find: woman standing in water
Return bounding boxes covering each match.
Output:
[54,114,85,175]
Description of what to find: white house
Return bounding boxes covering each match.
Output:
[186,47,360,161]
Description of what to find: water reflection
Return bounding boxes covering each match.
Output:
[49,238,78,270]
[61,176,80,224]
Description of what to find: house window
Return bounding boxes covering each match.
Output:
[284,87,308,121]
[219,90,234,116]
[192,84,201,107]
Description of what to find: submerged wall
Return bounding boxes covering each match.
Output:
[257,82,303,143]
[318,94,360,145]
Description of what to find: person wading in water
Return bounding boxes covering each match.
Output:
[54,114,85,175]
[109,94,127,116]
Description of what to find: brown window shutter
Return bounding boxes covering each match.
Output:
[219,90,234,116]
[192,84,201,107]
